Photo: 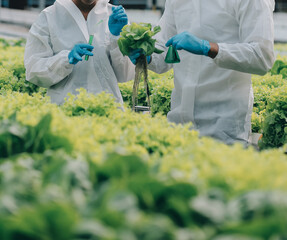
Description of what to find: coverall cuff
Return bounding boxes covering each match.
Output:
[212,43,224,64]
[61,50,74,73]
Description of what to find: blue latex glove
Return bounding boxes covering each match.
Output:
[109,5,128,36]
[166,31,211,56]
[129,49,151,65]
[68,44,94,65]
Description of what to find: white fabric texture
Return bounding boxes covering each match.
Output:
[24,0,135,105]
[149,0,275,145]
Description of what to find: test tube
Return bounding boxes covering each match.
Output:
[85,35,94,61]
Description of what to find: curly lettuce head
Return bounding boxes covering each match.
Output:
[118,23,164,56]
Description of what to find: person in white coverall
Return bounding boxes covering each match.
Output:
[24,0,135,105]
[131,0,275,145]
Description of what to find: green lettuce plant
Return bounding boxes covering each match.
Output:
[259,85,287,149]
[118,23,164,111]
[271,59,287,78]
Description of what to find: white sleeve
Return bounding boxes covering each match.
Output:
[24,12,73,88]
[148,0,177,74]
[108,33,135,83]
[213,0,275,76]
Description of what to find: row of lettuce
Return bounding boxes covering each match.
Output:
[1,39,286,149]
[120,60,287,149]
[1,88,287,240]
[0,39,287,239]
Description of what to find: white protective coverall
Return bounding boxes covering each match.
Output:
[24,0,135,105]
[149,0,275,145]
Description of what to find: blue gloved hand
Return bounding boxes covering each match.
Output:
[166,31,211,56]
[109,5,128,36]
[68,44,94,65]
[129,49,151,65]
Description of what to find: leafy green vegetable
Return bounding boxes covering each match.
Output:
[118,23,164,111]
[0,113,72,158]
[259,85,287,148]
[3,203,77,240]
[118,23,163,56]
[1,41,287,239]
[222,191,287,238]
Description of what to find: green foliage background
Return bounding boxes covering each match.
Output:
[0,38,287,239]
[0,38,286,148]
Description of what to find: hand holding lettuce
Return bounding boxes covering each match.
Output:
[118,23,163,111]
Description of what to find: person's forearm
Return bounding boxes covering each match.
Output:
[213,42,275,75]
[110,47,135,83]
[148,52,172,74]
[25,50,73,88]
[208,42,219,59]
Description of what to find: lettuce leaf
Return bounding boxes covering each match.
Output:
[118,23,164,56]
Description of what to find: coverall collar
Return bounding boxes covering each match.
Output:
[56,0,109,42]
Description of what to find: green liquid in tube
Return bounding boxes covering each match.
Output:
[85,35,94,61]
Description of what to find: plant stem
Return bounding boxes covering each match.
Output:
[132,55,150,112]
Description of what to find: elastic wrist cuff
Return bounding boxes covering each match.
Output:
[202,40,211,56]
